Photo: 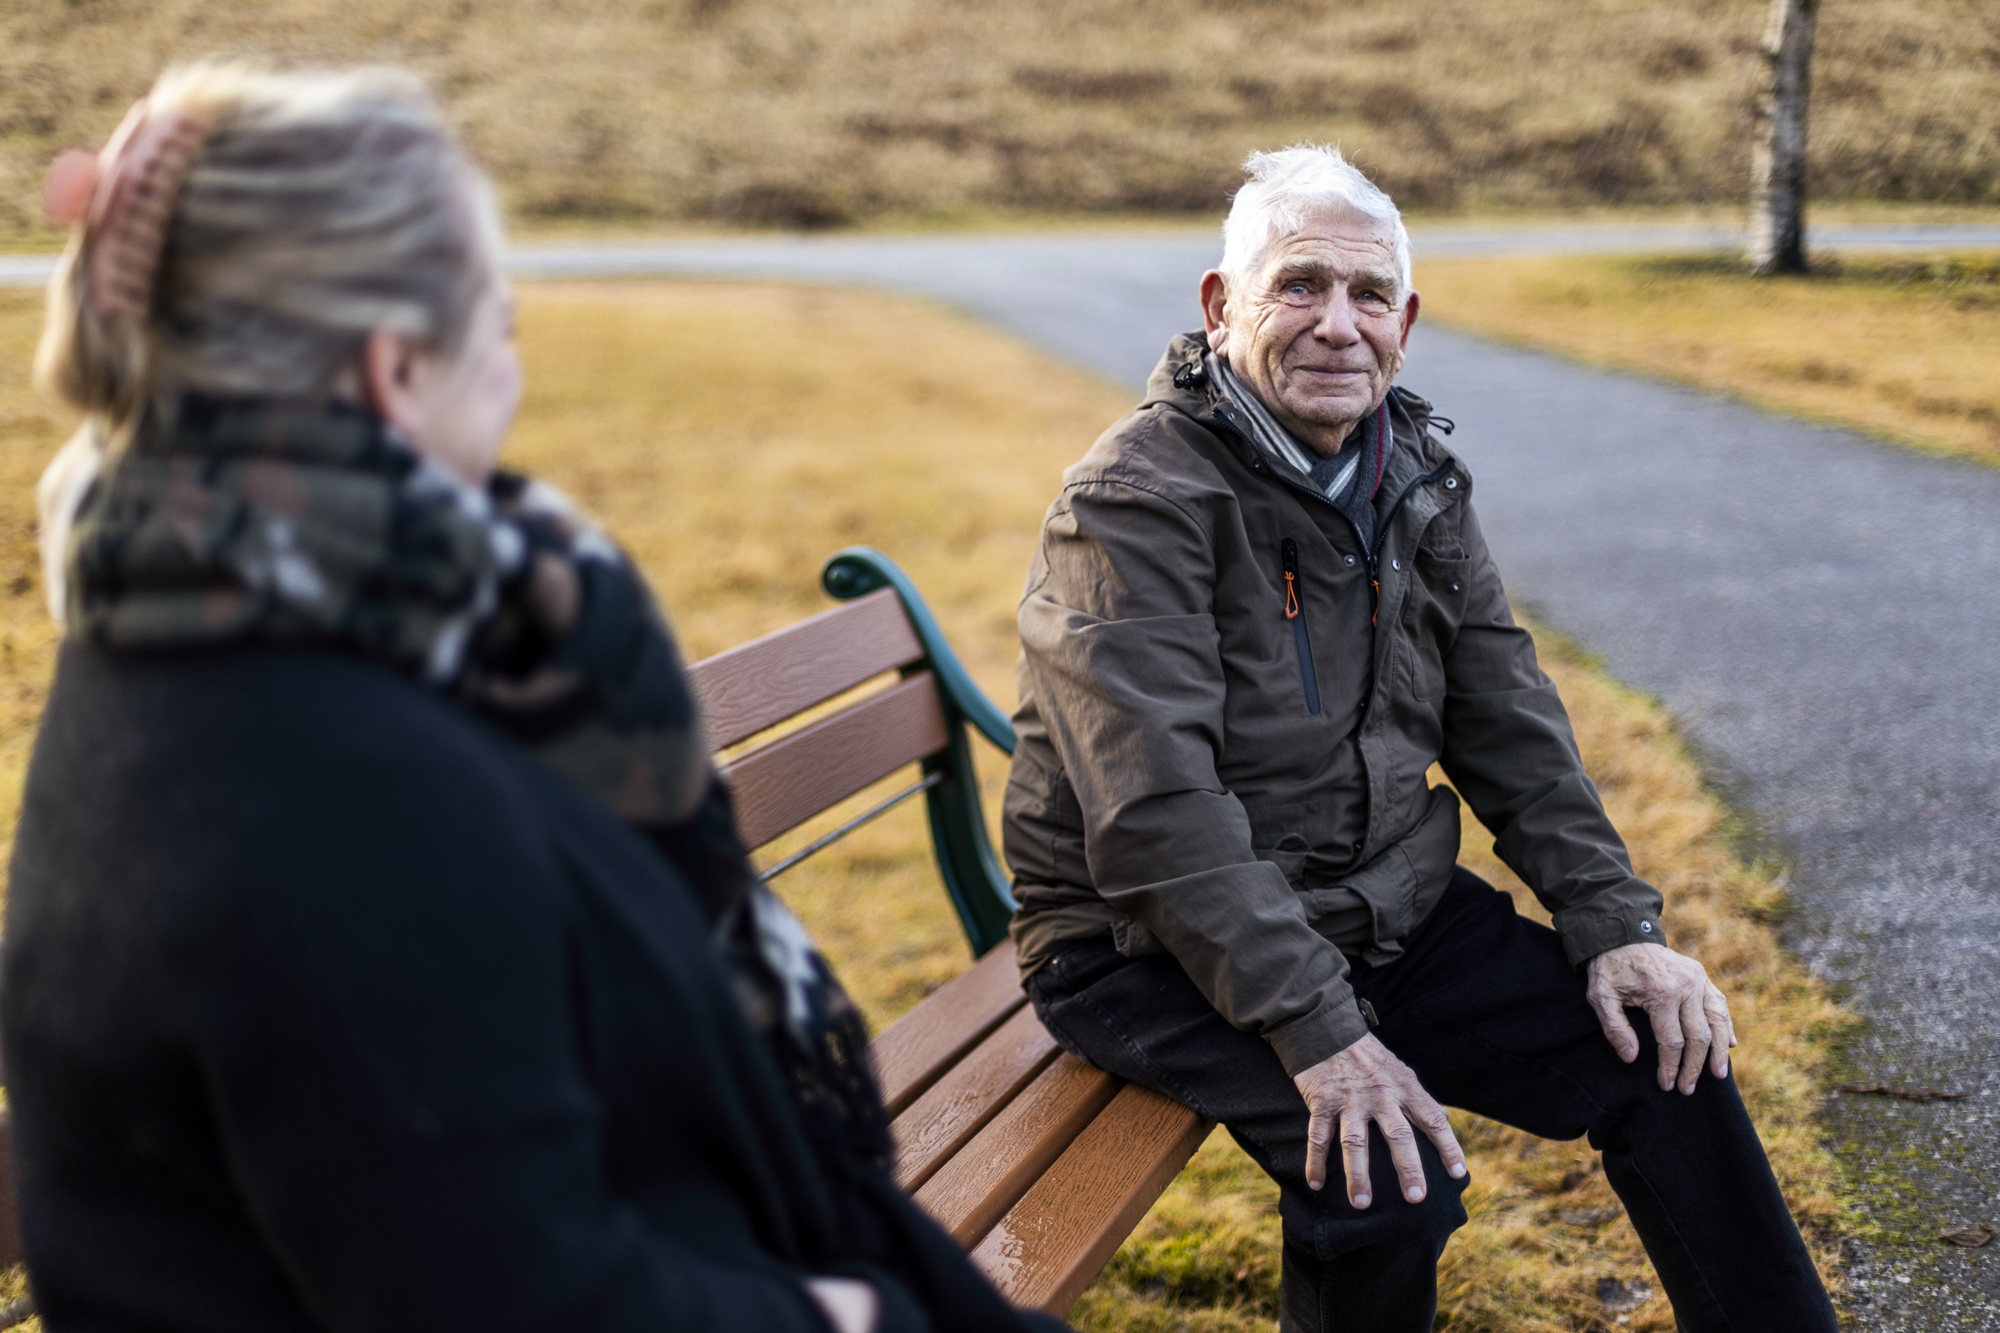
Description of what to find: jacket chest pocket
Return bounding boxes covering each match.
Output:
[1280,537,1320,715]
[1399,551,1472,701]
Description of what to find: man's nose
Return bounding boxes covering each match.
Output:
[1312,290,1362,345]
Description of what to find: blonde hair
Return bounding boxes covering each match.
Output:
[35,62,501,426]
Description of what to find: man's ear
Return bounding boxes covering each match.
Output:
[1198,270,1230,354]
[1399,290,1421,355]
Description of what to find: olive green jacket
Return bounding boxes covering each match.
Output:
[1002,333,1664,1076]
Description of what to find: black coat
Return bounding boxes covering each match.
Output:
[3,643,1058,1332]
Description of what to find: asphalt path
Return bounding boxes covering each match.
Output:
[7,222,1999,1324]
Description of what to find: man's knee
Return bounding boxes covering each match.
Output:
[1283,1134,1469,1263]
[1358,1161,1468,1252]
[1587,1057,1761,1167]
[1278,1160,1467,1333]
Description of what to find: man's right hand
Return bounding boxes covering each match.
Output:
[1293,1032,1467,1208]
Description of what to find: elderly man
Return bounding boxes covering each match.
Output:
[1001,145,1836,1333]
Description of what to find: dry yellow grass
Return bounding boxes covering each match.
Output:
[0,279,1846,1330]
[1418,249,2000,466]
[0,292,65,885]
[2,0,1998,241]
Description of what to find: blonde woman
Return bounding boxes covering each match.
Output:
[4,64,1063,1333]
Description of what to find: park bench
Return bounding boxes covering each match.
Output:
[0,546,1212,1320]
[690,547,1213,1314]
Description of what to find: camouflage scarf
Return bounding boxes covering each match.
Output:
[47,394,892,1170]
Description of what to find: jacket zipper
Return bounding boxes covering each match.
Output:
[1365,458,1459,626]
[1212,398,1456,668]
[1280,537,1321,715]
[1204,389,1458,848]
[1216,403,1457,621]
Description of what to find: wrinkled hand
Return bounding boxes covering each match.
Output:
[1586,942,1736,1095]
[806,1277,878,1333]
[1293,1032,1467,1209]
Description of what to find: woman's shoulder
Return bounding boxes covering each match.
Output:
[18,643,594,924]
[38,640,525,804]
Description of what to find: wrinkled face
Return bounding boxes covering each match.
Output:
[1202,205,1418,457]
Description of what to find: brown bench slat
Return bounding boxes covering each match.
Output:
[689,589,923,750]
[721,671,950,851]
[869,941,1026,1118]
[890,1006,1060,1193]
[912,1052,1121,1246]
[968,1083,1213,1315]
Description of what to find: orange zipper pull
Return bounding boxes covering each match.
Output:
[1282,538,1304,619]
[1371,577,1380,627]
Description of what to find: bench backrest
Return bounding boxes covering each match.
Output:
[693,549,1212,1317]
[688,546,1018,956]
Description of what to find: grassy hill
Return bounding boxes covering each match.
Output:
[2,0,1996,240]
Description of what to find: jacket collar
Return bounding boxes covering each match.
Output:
[1142,330,1458,514]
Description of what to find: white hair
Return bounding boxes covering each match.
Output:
[1219,144,1412,296]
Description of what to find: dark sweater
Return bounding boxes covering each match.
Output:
[2,643,1057,1332]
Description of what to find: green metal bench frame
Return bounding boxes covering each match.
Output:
[705,547,1214,1315]
[820,547,1019,957]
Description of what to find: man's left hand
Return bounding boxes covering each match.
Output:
[1585,943,1736,1095]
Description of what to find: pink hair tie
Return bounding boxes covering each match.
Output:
[42,100,214,324]
[41,150,100,227]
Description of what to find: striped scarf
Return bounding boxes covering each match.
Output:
[45,394,895,1172]
[1208,351,1390,509]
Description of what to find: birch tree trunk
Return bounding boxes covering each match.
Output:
[1748,0,1820,274]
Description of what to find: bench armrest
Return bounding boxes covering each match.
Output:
[822,547,1018,956]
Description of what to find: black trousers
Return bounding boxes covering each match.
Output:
[1025,869,1836,1333]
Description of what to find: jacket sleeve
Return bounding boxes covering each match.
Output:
[1019,473,1368,1075]
[1437,500,1666,965]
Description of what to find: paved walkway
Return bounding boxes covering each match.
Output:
[7,222,1999,1325]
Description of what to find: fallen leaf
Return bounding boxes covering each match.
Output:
[1940,1223,1994,1248]
[1597,1276,1653,1312]
[1840,1083,1966,1103]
